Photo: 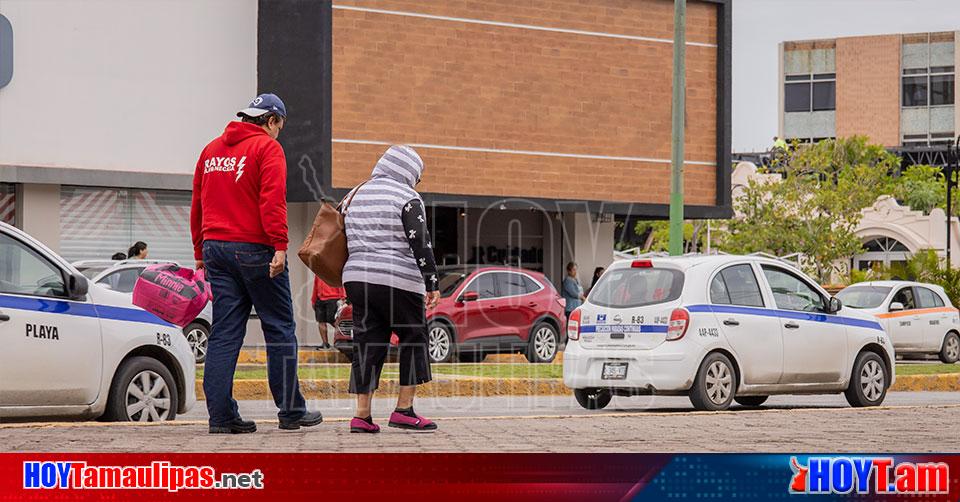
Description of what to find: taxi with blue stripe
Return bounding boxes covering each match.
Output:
[563,255,895,411]
[0,222,196,422]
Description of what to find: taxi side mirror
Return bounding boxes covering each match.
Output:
[67,272,89,301]
[889,302,904,312]
[827,296,842,314]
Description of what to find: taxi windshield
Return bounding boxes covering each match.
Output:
[836,286,891,309]
[588,267,684,308]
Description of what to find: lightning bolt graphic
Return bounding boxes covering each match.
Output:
[235,156,246,182]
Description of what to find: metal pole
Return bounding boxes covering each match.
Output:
[948,136,960,269]
[667,0,686,256]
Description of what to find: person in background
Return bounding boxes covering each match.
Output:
[111,252,127,260]
[343,145,439,434]
[312,276,345,350]
[561,261,585,318]
[589,266,604,293]
[191,93,321,434]
[127,241,148,259]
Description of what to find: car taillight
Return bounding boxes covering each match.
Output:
[567,308,582,341]
[632,260,653,268]
[666,308,689,341]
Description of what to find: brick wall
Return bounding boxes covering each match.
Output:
[331,0,720,206]
[836,35,901,147]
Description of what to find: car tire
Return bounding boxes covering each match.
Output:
[102,356,179,422]
[939,332,960,364]
[458,351,486,363]
[574,388,612,410]
[525,322,559,363]
[844,351,888,407]
[733,395,768,407]
[689,352,737,411]
[183,322,209,364]
[427,322,455,363]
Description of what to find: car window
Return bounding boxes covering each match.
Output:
[98,268,144,294]
[891,287,917,310]
[836,286,892,309]
[588,267,684,308]
[711,264,764,307]
[437,271,467,297]
[521,274,541,294]
[917,287,944,308]
[464,273,497,299]
[0,233,67,298]
[761,266,825,313]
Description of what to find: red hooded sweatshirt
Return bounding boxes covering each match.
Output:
[190,121,288,260]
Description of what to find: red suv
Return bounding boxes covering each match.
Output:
[333,266,566,363]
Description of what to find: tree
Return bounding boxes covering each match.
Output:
[721,137,899,283]
[888,164,947,215]
[634,220,716,254]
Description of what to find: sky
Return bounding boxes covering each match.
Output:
[732,0,960,152]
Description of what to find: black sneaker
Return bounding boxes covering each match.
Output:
[209,417,257,434]
[279,410,324,430]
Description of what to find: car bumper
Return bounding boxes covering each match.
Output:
[562,341,698,392]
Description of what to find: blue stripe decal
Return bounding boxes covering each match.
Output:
[580,324,668,334]
[686,304,883,331]
[0,294,174,328]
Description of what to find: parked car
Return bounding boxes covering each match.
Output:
[564,255,895,411]
[73,258,175,280]
[83,260,212,364]
[836,281,959,363]
[0,222,196,421]
[334,266,566,363]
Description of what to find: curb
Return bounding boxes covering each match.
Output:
[194,373,960,401]
[235,349,564,365]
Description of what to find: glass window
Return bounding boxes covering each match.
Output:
[464,273,497,299]
[812,81,836,111]
[891,287,917,310]
[97,267,144,294]
[709,274,731,304]
[931,74,955,105]
[719,265,765,307]
[520,274,541,294]
[784,82,811,112]
[0,233,67,298]
[836,286,892,309]
[588,268,684,309]
[761,266,825,313]
[903,75,928,107]
[438,270,467,297]
[917,287,945,308]
[497,273,529,297]
[0,183,15,226]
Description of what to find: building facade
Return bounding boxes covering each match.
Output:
[780,31,958,147]
[0,0,731,344]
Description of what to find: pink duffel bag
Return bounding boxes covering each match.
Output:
[132,264,211,327]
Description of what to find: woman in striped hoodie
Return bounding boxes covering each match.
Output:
[342,145,440,433]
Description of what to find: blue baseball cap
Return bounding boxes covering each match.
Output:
[237,93,287,119]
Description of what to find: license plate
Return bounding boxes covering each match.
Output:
[601,362,628,380]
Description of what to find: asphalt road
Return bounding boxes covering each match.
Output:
[3,392,960,453]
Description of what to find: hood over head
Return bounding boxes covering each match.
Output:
[371,145,424,188]
[221,121,269,146]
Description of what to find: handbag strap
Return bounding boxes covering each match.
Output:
[337,180,368,214]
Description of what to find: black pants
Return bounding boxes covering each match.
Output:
[345,282,432,394]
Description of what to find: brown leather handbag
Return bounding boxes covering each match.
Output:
[297,182,366,287]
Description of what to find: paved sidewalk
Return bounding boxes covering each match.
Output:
[3,403,958,453]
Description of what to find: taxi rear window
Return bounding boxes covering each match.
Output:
[588,268,684,308]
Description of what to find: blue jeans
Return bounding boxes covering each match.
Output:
[202,240,306,425]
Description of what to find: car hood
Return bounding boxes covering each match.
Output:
[837,306,883,321]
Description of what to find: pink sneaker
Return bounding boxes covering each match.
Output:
[388,411,437,431]
[349,417,380,433]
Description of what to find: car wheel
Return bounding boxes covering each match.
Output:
[184,322,209,364]
[734,395,768,407]
[689,352,736,411]
[526,322,559,363]
[574,388,612,410]
[844,351,888,407]
[103,356,179,422]
[427,322,455,363]
[939,332,960,363]
[458,351,486,363]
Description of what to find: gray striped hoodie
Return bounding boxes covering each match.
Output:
[342,145,437,295]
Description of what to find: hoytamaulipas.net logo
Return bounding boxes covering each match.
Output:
[23,461,264,492]
[789,456,949,495]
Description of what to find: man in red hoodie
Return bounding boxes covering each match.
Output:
[191,94,321,434]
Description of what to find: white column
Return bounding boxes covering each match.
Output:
[17,183,61,253]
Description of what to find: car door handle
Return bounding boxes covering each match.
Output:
[722,318,739,326]
[0,311,9,322]
[784,322,800,329]
[528,302,537,307]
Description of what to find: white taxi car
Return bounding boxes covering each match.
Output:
[0,222,196,421]
[563,255,895,411]
[836,281,959,363]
